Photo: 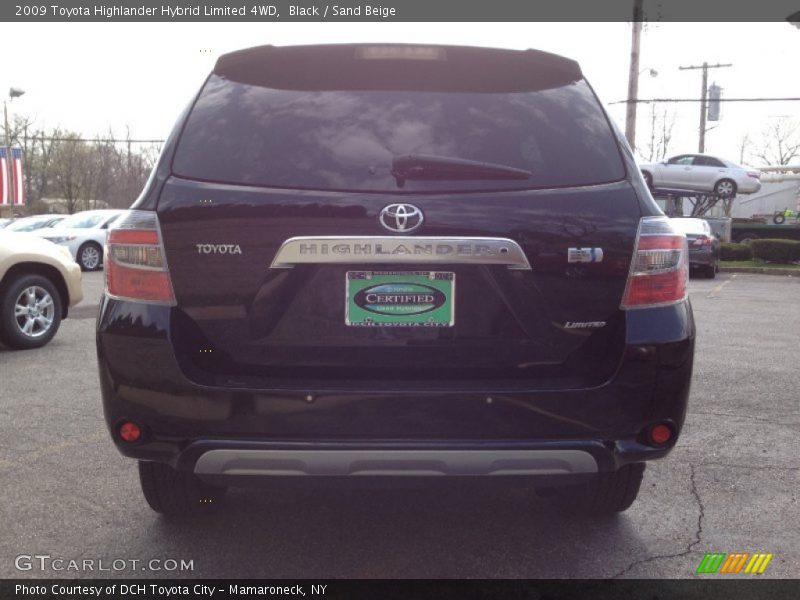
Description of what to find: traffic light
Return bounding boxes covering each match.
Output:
[708,84,722,121]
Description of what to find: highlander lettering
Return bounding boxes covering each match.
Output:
[270,237,532,269]
[290,242,505,257]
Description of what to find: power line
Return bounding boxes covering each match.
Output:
[679,62,732,153]
[610,97,800,105]
[21,137,166,143]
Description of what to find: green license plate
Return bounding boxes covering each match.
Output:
[346,271,455,327]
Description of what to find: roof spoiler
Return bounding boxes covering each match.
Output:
[214,43,583,93]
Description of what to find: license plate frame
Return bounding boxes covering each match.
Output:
[345,271,455,327]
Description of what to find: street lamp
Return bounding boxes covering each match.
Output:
[625,64,659,154]
[3,87,25,208]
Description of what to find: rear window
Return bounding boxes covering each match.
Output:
[173,74,625,193]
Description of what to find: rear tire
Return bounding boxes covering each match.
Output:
[704,264,717,279]
[773,213,786,225]
[77,242,103,271]
[138,461,227,515]
[713,179,736,197]
[553,463,645,516]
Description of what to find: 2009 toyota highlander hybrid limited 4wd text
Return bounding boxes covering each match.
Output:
[96,44,694,516]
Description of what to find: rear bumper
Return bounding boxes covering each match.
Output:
[96,297,694,477]
[64,261,83,306]
[738,179,761,194]
[187,442,669,488]
[193,447,598,478]
[687,250,716,269]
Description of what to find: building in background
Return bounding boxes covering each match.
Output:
[730,169,800,219]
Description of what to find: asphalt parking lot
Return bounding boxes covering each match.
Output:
[1,272,798,579]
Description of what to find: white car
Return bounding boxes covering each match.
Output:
[640,154,761,197]
[0,231,83,349]
[34,209,125,271]
[4,214,66,232]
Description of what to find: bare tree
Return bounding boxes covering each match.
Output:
[89,127,158,208]
[755,118,800,166]
[643,105,675,163]
[49,132,92,214]
[9,122,158,213]
[738,133,753,165]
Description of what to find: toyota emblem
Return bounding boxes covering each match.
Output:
[379,203,424,233]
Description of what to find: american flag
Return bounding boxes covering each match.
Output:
[0,147,25,206]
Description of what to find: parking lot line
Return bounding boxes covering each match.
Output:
[707,273,737,298]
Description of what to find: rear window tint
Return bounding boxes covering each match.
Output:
[173,75,625,192]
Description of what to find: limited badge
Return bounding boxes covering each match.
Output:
[567,247,604,263]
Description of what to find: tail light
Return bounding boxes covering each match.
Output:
[105,210,176,304]
[692,235,713,246]
[746,171,761,179]
[621,216,688,309]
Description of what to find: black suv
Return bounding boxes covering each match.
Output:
[97,44,694,516]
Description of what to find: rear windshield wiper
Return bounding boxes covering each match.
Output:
[390,154,531,188]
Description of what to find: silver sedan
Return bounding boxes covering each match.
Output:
[640,154,761,197]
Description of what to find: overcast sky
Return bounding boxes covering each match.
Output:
[3,22,799,166]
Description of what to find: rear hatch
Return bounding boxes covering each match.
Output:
[158,44,641,389]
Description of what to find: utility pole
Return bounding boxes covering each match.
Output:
[679,62,732,152]
[624,0,643,152]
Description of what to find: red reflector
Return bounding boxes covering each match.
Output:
[636,235,685,250]
[622,269,687,307]
[119,421,142,443]
[108,229,159,245]
[107,262,175,303]
[649,424,672,445]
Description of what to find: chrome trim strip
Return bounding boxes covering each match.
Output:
[194,449,597,477]
[270,236,532,270]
